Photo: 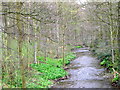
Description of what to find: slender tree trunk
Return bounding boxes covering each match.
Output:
[2,2,7,82]
[117,1,120,72]
[34,21,37,64]
[34,33,37,63]
[1,2,6,88]
[56,2,60,58]
[16,2,25,88]
[62,29,65,67]
[109,2,115,63]
[2,2,14,85]
[118,2,120,53]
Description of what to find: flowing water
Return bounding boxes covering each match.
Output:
[52,48,113,88]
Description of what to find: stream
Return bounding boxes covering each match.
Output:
[52,48,113,88]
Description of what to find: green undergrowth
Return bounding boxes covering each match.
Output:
[27,72,53,88]
[74,45,83,48]
[99,53,113,71]
[29,53,76,88]
[112,73,120,82]
[92,49,120,85]
[90,40,120,86]
[2,53,76,88]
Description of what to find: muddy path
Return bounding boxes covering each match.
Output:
[52,48,113,88]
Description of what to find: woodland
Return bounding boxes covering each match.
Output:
[0,1,120,88]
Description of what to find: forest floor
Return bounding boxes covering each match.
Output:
[52,48,113,88]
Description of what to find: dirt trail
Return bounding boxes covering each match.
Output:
[52,48,113,88]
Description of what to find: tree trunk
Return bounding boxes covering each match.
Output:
[109,2,115,63]
[16,2,25,88]
[118,2,120,53]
